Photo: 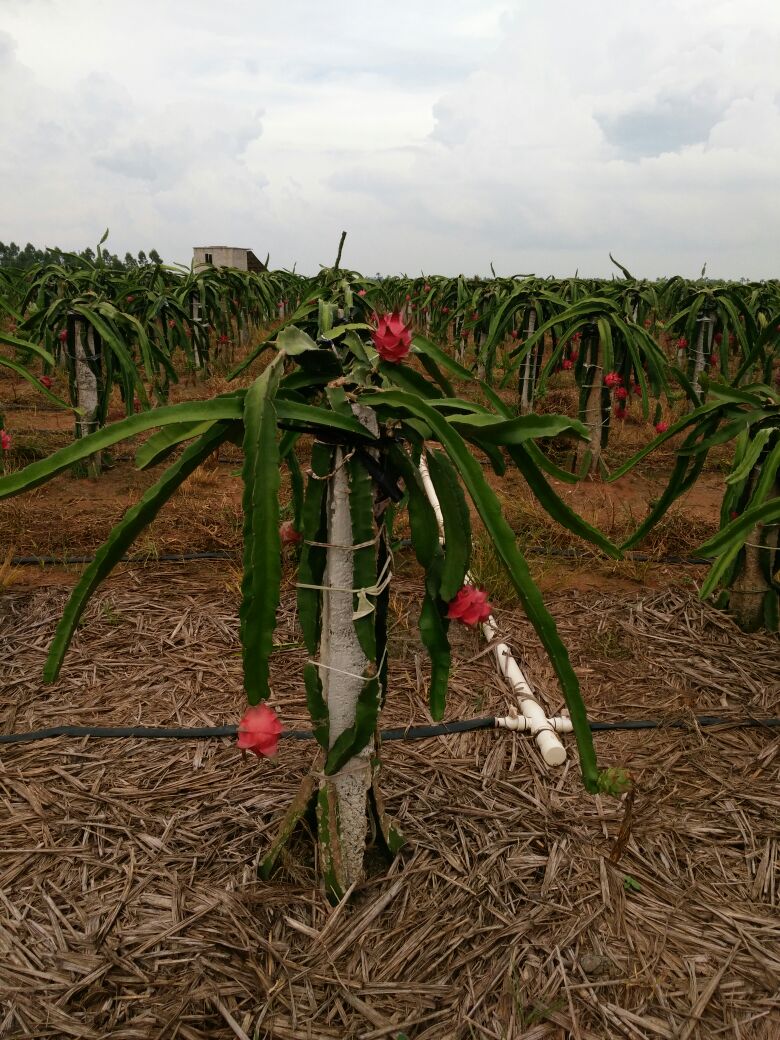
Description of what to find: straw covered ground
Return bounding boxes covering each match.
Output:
[1,562,779,1039]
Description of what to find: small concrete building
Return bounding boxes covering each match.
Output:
[193,246,266,272]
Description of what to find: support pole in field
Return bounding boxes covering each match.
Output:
[260,417,402,901]
[190,291,205,371]
[71,318,99,439]
[318,424,376,888]
[239,310,250,349]
[576,322,603,475]
[68,314,102,477]
[519,307,537,415]
[314,403,404,899]
[455,317,467,365]
[728,461,780,631]
[691,313,714,407]
[417,454,568,766]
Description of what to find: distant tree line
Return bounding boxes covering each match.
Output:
[0,241,164,270]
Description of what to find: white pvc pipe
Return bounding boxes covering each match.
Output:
[496,711,573,734]
[482,618,567,766]
[417,455,568,766]
[418,456,445,532]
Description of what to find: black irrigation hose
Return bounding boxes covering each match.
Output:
[529,546,713,565]
[11,551,235,565]
[1,716,778,746]
[10,546,714,567]
[110,454,241,465]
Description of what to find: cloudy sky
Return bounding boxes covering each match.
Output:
[1,0,778,277]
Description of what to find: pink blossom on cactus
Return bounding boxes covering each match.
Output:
[357,289,367,297]
[237,704,283,758]
[371,312,412,363]
[0,430,11,451]
[677,337,688,349]
[604,372,622,389]
[446,585,494,627]
[280,520,302,546]
[655,421,669,434]
[615,386,628,401]
[562,358,573,370]
[40,376,53,389]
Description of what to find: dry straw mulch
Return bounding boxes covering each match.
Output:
[1,563,779,1039]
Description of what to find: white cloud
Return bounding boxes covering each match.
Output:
[0,0,778,277]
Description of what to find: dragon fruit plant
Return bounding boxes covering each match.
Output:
[0,267,624,901]
[611,375,780,633]
[501,271,668,475]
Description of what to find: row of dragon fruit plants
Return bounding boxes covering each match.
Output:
[2,248,777,466]
[0,248,777,633]
[0,255,777,898]
[0,249,777,620]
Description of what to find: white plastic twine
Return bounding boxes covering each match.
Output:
[296,553,393,620]
[417,452,568,767]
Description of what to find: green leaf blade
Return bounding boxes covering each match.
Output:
[43,422,233,683]
[240,356,284,704]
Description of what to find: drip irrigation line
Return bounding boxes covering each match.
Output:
[111,454,241,465]
[11,551,235,565]
[9,546,713,567]
[1,715,777,746]
[530,546,713,565]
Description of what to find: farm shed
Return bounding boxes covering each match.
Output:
[193,246,266,272]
